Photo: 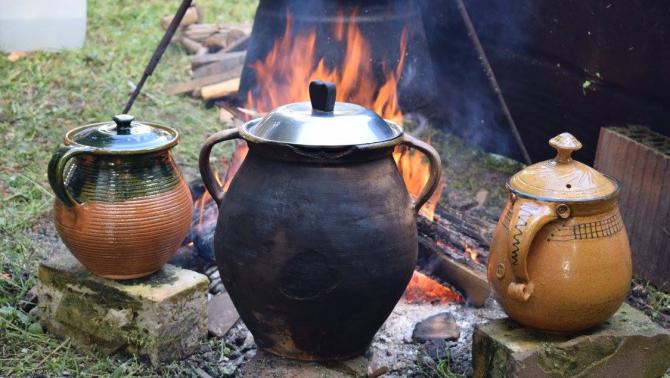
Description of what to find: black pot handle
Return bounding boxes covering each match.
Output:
[47,145,94,207]
[199,128,241,207]
[399,133,442,214]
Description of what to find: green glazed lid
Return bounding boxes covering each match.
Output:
[64,114,179,154]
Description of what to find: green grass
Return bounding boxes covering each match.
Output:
[0,0,257,375]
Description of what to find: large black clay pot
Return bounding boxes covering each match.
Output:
[199,81,441,360]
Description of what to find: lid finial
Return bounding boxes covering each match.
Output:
[113,114,134,135]
[309,80,336,112]
[549,133,582,163]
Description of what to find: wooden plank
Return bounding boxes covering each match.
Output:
[183,23,220,42]
[204,28,246,50]
[179,35,203,54]
[192,50,246,69]
[222,35,249,53]
[193,51,246,78]
[595,126,670,290]
[166,65,242,95]
[200,77,240,100]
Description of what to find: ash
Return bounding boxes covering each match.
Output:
[368,298,505,377]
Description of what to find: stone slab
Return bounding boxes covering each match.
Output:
[472,303,670,378]
[37,254,209,365]
[207,292,239,337]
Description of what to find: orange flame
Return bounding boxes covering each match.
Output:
[404,271,462,304]
[245,11,406,124]
[197,10,442,231]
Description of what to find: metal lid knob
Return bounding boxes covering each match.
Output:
[309,80,336,112]
[113,114,134,135]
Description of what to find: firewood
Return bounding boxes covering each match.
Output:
[160,5,202,30]
[183,23,220,42]
[191,50,246,69]
[178,35,203,54]
[166,66,242,95]
[417,236,489,307]
[222,34,249,53]
[200,78,240,100]
[204,28,247,50]
[192,51,246,80]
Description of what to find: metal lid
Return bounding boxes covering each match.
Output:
[65,114,179,154]
[508,133,619,202]
[242,81,403,147]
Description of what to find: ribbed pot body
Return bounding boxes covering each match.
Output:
[488,197,632,331]
[54,151,193,279]
[214,145,417,360]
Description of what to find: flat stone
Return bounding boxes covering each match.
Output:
[37,254,209,365]
[207,292,239,337]
[412,312,460,342]
[239,350,371,377]
[472,303,670,378]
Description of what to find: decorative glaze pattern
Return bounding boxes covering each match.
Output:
[66,153,181,202]
[547,209,624,241]
[510,205,533,266]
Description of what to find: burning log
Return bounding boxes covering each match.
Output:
[160,4,202,30]
[200,77,240,101]
[417,205,494,267]
[417,235,490,307]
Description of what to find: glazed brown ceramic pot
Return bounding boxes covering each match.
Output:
[488,133,632,332]
[199,81,442,360]
[48,115,193,279]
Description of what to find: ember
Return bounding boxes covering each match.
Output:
[404,271,463,305]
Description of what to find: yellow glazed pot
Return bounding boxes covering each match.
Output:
[488,133,632,332]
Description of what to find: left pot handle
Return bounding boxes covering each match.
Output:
[506,198,567,301]
[47,145,93,207]
[399,133,442,214]
[199,128,241,207]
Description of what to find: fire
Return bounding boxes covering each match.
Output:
[404,271,462,304]
[242,10,443,217]
[191,9,444,255]
[244,11,406,124]
[466,246,479,262]
[195,140,248,231]
[394,143,446,220]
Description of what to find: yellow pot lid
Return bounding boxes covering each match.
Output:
[508,133,618,202]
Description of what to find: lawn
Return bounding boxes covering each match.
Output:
[0,1,256,376]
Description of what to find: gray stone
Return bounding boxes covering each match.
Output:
[412,312,460,342]
[207,292,239,337]
[472,303,670,378]
[37,254,209,365]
